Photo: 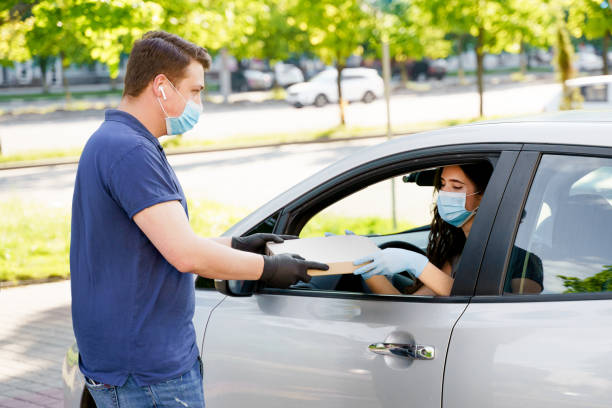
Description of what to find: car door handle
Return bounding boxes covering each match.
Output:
[368,343,435,360]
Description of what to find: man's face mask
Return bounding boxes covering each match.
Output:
[157,79,202,135]
[436,190,480,228]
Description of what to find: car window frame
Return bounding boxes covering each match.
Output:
[473,144,612,303]
[258,143,522,301]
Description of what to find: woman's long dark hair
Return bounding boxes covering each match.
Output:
[426,162,494,269]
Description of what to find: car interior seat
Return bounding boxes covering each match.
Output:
[549,194,612,264]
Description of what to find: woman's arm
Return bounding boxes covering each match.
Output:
[418,262,454,296]
[364,261,454,296]
[363,275,402,295]
[413,261,453,295]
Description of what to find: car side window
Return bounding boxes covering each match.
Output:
[580,84,608,102]
[300,174,434,238]
[292,173,434,294]
[504,155,612,295]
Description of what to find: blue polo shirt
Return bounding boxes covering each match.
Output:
[70,110,198,387]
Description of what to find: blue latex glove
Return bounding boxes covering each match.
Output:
[324,229,355,237]
[353,248,429,281]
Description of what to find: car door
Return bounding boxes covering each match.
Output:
[340,73,362,102]
[443,146,612,408]
[202,146,520,407]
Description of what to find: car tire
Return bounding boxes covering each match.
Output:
[362,91,376,104]
[314,94,328,107]
[293,103,304,108]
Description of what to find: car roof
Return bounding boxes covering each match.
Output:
[225,111,612,236]
[566,75,612,86]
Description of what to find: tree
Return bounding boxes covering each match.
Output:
[421,0,552,116]
[291,0,376,125]
[24,0,95,99]
[370,0,451,85]
[0,1,36,66]
[78,1,164,87]
[568,0,612,74]
[506,0,555,76]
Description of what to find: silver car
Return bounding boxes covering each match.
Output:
[64,111,612,407]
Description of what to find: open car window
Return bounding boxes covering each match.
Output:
[300,173,435,240]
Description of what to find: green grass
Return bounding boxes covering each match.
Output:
[0,89,123,103]
[300,213,415,238]
[0,198,412,283]
[0,200,71,282]
[0,148,83,164]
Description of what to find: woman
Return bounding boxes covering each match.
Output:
[353,162,493,296]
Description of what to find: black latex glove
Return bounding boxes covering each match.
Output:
[231,233,298,254]
[261,254,329,288]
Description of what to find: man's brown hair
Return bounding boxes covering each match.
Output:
[123,31,212,97]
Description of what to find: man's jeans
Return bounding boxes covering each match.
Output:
[84,357,205,408]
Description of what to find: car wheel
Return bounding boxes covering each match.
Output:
[293,103,304,108]
[362,91,376,104]
[314,94,328,107]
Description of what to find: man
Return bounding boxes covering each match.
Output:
[70,31,327,408]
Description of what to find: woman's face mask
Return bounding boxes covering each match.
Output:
[436,190,480,228]
[157,79,202,135]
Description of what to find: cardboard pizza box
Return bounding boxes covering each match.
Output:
[265,235,381,276]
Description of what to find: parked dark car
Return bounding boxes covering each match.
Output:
[408,59,447,80]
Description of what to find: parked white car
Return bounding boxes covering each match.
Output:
[243,69,274,90]
[274,62,304,88]
[576,51,604,72]
[544,75,612,111]
[286,67,384,108]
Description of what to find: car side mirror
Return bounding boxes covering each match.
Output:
[214,279,256,297]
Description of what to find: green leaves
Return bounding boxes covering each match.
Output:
[568,0,612,40]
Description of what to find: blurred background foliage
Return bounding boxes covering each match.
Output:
[2,0,610,115]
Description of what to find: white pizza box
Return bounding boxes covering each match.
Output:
[265,235,380,276]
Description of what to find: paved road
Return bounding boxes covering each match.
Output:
[0,281,70,408]
[0,139,382,210]
[0,81,560,155]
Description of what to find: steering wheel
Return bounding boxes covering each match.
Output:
[378,240,427,255]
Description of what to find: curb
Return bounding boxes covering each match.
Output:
[0,132,405,171]
[0,276,69,289]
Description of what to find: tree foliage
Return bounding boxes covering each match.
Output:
[558,265,612,293]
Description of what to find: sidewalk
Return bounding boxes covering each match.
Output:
[0,281,72,408]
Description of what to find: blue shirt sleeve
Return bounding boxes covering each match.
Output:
[108,144,182,219]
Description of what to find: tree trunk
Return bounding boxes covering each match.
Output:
[520,41,527,76]
[39,57,49,94]
[59,52,71,102]
[337,63,346,126]
[399,61,408,87]
[555,24,578,110]
[603,30,610,76]
[476,30,485,117]
[457,35,465,84]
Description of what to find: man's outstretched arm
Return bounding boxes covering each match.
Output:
[133,200,264,280]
